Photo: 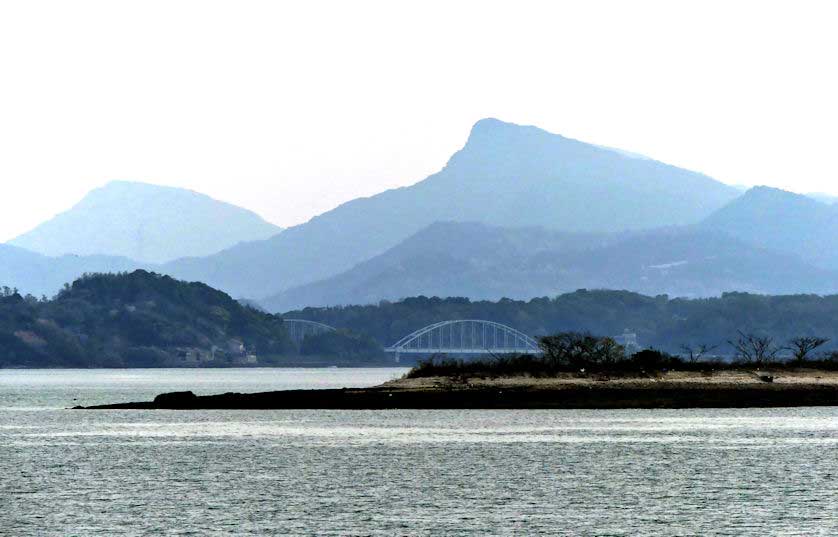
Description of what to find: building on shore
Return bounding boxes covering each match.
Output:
[614,329,640,354]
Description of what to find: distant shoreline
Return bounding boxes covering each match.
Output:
[77,369,838,410]
[2,363,403,370]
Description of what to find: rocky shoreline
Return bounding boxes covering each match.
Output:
[77,370,838,410]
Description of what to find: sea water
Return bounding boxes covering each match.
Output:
[1,368,836,535]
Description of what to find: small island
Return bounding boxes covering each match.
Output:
[79,336,838,410]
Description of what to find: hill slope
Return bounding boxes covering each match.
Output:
[263,222,838,311]
[164,118,739,299]
[9,181,282,263]
[702,186,838,269]
[0,270,293,367]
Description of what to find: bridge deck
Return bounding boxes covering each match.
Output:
[385,347,541,354]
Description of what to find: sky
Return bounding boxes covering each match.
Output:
[1,0,836,241]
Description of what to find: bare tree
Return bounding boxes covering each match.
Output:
[593,337,626,365]
[788,336,829,363]
[539,332,593,366]
[728,331,781,365]
[680,343,718,363]
[538,332,625,367]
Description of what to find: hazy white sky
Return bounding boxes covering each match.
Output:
[1,0,836,241]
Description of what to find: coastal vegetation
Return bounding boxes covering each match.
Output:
[405,331,838,379]
[287,290,838,357]
[8,271,838,370]
[0,271,293,367]
[0,271,383,368]
[299,330,383,360]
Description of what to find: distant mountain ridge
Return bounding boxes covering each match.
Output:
[12,121,827,308]
[0,243,149,298]
[9,181,282,263]
[163,118,740,299]
[701,186,838,270]
[262,221,838,312]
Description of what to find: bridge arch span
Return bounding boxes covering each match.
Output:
[385,320,541,358]
[283,318,337,346]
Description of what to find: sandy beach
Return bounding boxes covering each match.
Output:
[381,368,838,391]
[78,368,838,410]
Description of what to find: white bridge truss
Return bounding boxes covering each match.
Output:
[385,319,541,357]
[283,319,337,345]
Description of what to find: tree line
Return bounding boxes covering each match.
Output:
[284,290,838,357]
[1,271,389,368]
[407,331,838,379]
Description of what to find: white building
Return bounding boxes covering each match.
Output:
[614,329,640,354]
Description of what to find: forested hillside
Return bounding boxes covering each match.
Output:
[6,272,838,366]
[0,271,296,367]
[286,290,838,356]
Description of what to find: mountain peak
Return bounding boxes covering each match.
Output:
[10,182,282,263]
[464,118,554,148]
[704,187,824,226]
[83,180,203,201]
[743,185,797,197]
[735,186,819,208]
[104,179,158,188]
[461,118,656,166]
[468,117,513,135]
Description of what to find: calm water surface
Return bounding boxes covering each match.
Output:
[1,368,836,535]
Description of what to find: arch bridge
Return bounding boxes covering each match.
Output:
[385,320,541,361]
[283,318,337,346]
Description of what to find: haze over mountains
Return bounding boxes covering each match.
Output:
[162,118,741,299]
[0,244,145,298]
[271,184,838,312]
[10,181,281,263]
[701,186,838,270]
[3,118,838,308]
[264,222,838,312]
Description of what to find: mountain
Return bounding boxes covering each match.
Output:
[0,270,294,368]
[9,181,282,263]
[163,118,740,299]
[262,221,838,312]
[262,222,614,310]
[0,243,147,298]
[702,186,838,270]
